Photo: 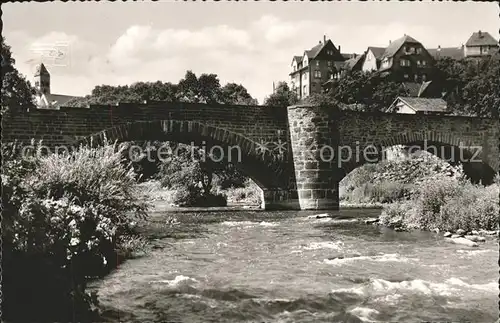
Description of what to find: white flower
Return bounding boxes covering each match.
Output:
[70,237,80,246]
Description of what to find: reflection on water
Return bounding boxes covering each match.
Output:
[90,209,498,323]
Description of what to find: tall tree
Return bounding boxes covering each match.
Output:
[263,81,298,107]
[1,37,36,112]
[221,83,258,105]
[461,57,500,118]
[176,70,223,104]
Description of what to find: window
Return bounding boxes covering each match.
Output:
[414,74,418,82]
[327,50,333,55]
[303,85,307,95]
[422,74,427,81]
[327,61,332,67]
[416,48,422,54]
[304,73,308,80]
[404,74,409,79]
[314,70,322,78]
[316,61,320,66]
[422,60,427,66]
[400,59,410,67]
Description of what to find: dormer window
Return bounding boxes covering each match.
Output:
[416,48,422,54]
[405,46,415,54]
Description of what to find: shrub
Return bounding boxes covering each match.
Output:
[224,180,262,205]
[2,143,148,322]
[172,185,227,207]
[343,180,413,204]
[380,178,499,232]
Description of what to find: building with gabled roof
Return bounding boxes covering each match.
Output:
[428,31,498,61]
[427,46,465,60]
[34,63,82,109]
[362,46,386,72]
[290,36,348,99]
[377,34,436,83]
[464,30,498,57]
[390,96,449,115]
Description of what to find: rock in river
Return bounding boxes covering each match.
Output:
[446,237,478,247]
[308,213,330,219]
[456,229,466,236]
[364,218,379,225]
[443,232,452,238]
[464,235,479,242]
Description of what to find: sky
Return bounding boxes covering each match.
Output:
[3,2,498,104]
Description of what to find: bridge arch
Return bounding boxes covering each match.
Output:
[77,120,294,207]
[339,131,498,185]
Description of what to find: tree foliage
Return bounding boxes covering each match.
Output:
[434,56,499,118]
[1,37,36,112]
[66,70,257,107]
[65,71,257,204]
[263,81,299,107]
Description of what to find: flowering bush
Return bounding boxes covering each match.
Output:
[2,142,149,322]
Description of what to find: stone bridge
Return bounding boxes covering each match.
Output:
[2,102,498,210]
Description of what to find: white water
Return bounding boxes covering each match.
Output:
[91,209,499,322]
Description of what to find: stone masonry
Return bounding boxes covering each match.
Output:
[2,103,498,210]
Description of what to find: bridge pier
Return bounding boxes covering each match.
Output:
[260,188,300,210]
[287,105,340,210]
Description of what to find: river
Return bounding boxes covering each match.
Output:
[91,208,499,323]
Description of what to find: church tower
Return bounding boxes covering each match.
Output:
[34,63,50,95]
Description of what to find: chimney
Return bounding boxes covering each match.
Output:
[319,40,322,45]
[323,35,327,43]
[437,45,441,51]
[389,40,392,44]
[338,45,341,52]
[478,30,483,37]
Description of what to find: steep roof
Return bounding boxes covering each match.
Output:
[37,93,82,108]
[34,63,50,77]
[395,97,448,113]
[367,46,386,59]
[341,53,357,60]
[428,47,465,60]
[292,55,303,65]
[343,54,365,71]
[402,82,422,97]
[305,42,325,59]
[465,31,498,47]
[381,35,421,59]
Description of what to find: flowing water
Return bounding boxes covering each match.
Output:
[91,209,499,323]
